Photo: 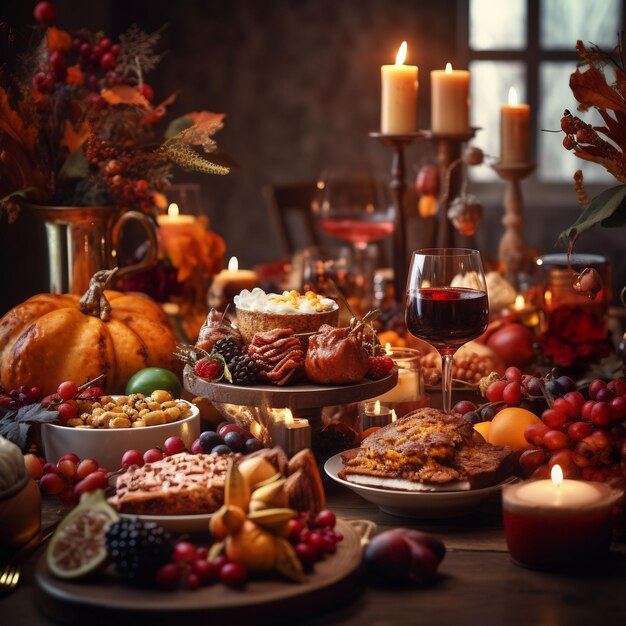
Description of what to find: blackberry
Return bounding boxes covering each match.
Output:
[228,354,260,385]
[213,336,242,363]
[105,519,172,586]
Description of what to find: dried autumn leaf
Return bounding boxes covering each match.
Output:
[62,120,89,153]
[101,85,150,107]
[570,66,626,113]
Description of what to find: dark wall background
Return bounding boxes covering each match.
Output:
[1,0,624,315]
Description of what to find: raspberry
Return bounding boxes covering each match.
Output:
[367,357,395,380]
[193,358,223,380]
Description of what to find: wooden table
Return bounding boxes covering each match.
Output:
[3,480,626,625]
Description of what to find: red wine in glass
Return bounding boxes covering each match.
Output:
[406,287,489,354]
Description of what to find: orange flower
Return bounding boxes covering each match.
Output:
[46,27,72,53]
[65,66,84,86]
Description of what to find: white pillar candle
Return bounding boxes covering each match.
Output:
[381,41,418,134]
[430,62,470,134]
[500,87,530,163]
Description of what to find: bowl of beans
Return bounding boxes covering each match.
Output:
[41,390,200,470]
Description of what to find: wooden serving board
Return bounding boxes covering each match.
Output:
[184,366,398,409]
[35,519,364,625]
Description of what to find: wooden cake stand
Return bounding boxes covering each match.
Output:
[184,366,398,423]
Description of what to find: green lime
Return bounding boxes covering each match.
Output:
[125,368,182,398]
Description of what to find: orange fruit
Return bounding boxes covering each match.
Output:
[487,407,542,449]
[473,421,491,441]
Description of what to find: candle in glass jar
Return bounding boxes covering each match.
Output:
[270,409,311,458]
[381,41,418,134]
[209,256,259,306]
[430,62,470,134]
[502,465,622,570]
[500,87,530,163]
[371,346,422,404]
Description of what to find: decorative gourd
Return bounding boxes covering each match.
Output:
[0,268,181,394]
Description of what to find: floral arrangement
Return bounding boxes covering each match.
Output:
[0,1,231,222]
[559,35,626,250]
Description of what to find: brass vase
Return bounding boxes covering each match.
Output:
[28,204,158,294]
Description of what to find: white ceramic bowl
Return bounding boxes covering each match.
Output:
[41,400,200,471]
[324,453,515,518]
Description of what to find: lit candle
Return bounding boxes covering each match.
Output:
[209,256,259,307]
[509,294,540,328]
[381,41,418,134]
[156,202,196,226]
[500,87,530,164]
[269,409,311,458]
[430,62,470,134]
[371,347,422,406]
[502,465,622,570]
[359,400,393,432]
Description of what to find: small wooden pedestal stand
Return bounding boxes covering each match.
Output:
[491,161,536,284]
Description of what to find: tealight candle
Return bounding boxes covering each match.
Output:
[359,400,393,432]
[500,87,530,164]
[503,465,622,570]
[270,409,311,458]
[157,202,196,227]
[209,256,259,308]
[381,41,418,134]
[430,62,470,134]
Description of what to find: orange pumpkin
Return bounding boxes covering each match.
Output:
[0,271,180,394]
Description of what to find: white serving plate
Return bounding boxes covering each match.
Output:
[41,399,200,471]
[118,511,213,534]
[324,453,516,518]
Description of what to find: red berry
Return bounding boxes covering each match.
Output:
[156,563,180,588]
[541,408,568,431]
[590,402,611,427]
[42,462,58,474]
[174,541,197,562]
[194,358,223,380]
[563,391,585,411]
[543,429,568,450]
[33,72,53,94]
[589,379,607,400]
[111,44,121,56]
[524,423,550,446]
[59,452,80,464]
[74,470,108,495]
[34,1,56,25]
[57,402,77,422]
[567,421,593,442]
[486,381,507,403]
[519,449,547,475]
[121,449,144,469]
[307,532,326,556]
[76,458,99,479]
[581,400,595,420]
[610,396,626,421]
[596,388,615,404]
[553,397,577,419]
[314,510,337,529]
[504,367,522,383]
[548,449,578,477]
[163,436,185,456]
[608,379,626,396]
[211,555,229,573]
[191,438,203,454]
[49,50,67,81]
[40,472,65,494]
[186,573,200,590]
[100,52,116,70]
[452,400,477,415]
[57,381,79,400]
[220,562,247,588]
[503,382,522,405]
[143,448,164,464]
[295,543,317,568]
[287,519,305,543]
[138,83,154,103]
[196,547,209,560]
[79,43,92,58]
[367,357,395,380]
[192,559,218,584]
[57,458,77,479]
[99,38,112,51]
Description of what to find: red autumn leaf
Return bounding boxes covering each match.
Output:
[570,66,626,113]
[101,85,150,107]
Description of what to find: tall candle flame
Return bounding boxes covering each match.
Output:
[445,62,453,73]
[391,409,397,422]
[227,256,239,271]
[167,202,179,217]
[374,400,381,415]
[508,86,519,106]
[283,408,294,424]
[551,464,563,487]
[395,41,407,65]
[385,342,392,356]
[514,294,525,310]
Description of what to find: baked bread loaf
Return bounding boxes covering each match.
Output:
[339,407,514,491]
[109,452,233,515]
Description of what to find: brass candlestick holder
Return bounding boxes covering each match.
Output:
[369,131,427,302]
[426,129,478,248]
[491,161,536,284]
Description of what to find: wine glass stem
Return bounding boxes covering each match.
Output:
[441,353,454,413]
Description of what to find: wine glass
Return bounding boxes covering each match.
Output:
[312,162,393,309]
[405,249,489,413]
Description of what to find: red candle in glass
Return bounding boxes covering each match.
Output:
[502,465,622,570]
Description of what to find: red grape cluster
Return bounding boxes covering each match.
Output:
[286,510,343,569]
[0,385,43,410]
[156,542,248,590]
[120,436,188,469]
[521,378,626,482]
[41,380,104,424]
[28,453,108,507]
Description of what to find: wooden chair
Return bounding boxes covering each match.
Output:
[262,181,321,256]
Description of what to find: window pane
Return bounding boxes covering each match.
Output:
[469,60,526,181]
[540,0,620,50]
[470,0,527,50]
[538,62,613,183]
